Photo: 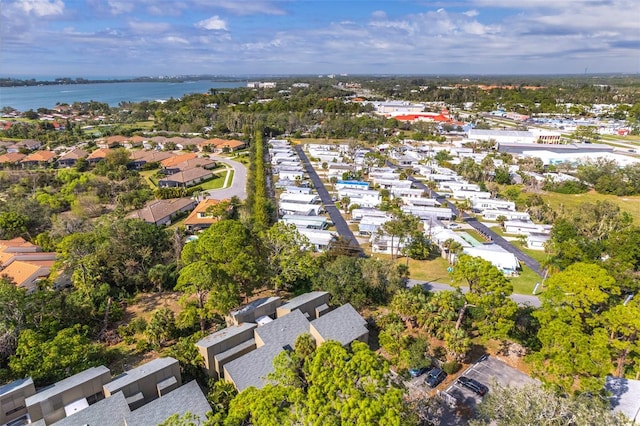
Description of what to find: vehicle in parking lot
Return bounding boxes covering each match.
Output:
[425,368,447,388]
[448,223,461,229]
[457,376,488,396]
[409,366,430,378]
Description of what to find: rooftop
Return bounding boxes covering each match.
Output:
[51,391,129,426]
[255,309,310,348]
[25,366,110,406]
[0,377,34,397]
[310,304,368,346]
[196,322,257,349]
[124,380,211,426]
[277,292,329,314]
[103,357,178,394]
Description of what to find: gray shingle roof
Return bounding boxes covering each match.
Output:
[277,291,329,313]
[310,304,368,345]
[223,344,283,392]
[103,357,178,394]
[196,323,257,349]
[124,380,211,426]
[255,309,310,348]
[25,366,111,406]
[50,392,129,426]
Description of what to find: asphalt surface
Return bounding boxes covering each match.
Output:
[405,174,544,277]
[407,279,541,307]
[204,155,247,200]
[295,145,363,254]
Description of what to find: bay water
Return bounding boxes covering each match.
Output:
[0,80,246,112]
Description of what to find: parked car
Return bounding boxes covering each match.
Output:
[409,366,430,378]
[425,368,447,388]
[457,376,489,396]
[448,223,461,229]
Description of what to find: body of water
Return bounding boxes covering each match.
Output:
[0,80,246,111]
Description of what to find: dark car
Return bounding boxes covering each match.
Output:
[425,368,447,388]
[409,366,430,378]
[457,376,489,396]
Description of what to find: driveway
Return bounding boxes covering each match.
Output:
[408,279,541,307]
[295,145,362,254]
[204,155,247,200]
[405,174,543,277]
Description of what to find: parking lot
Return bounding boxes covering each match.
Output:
[443,355,539,410]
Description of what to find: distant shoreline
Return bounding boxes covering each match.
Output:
[0,76,247,88]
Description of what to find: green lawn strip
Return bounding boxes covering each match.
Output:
[138,169,158,188]
[198,174,226,190]
[510,266,540,295]
[225,170,234,188]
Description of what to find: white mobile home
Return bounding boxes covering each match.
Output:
[482,210,530,221]
[472,199,516,212]
[452,190,492,200]
[337,188,381,209]
[503,220,552,236]
[402,205,454,220]
[297,229,337,252]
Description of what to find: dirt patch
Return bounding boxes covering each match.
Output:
[122,291,183,324]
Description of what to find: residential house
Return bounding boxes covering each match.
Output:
[334,180,370,191]
[401,205,454,220]
[336,188,381,209]
[462,245,520,275]
[280,215,329,230]
[128,198,197,227]
[370,233,408,255]
[481,210,530,221]
[503,220,552,236]
[158,168,213,188]
[56,149,88,168]
[86,148,112,165]
[160,153,197,171]
[526,233,551,251]
[1,259,56,293]
[21,150,57,168]
[452,190,492,200]
[102,357,181,410]
[358,214,391,236]
[472,199,517,212]
[161,158,216,175]
[391,187,425,199]
[296,228,337,251]
[128,150,172,170]
[96,136,126,149]
[211,292,367,392]
[183,199,227,232]
[6,139,41,153]
[201,138,246,153]
[25,366,112,425]
[0,152,26,168]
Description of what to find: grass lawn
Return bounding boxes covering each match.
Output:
[510,266,540,295]
[138,169,158,188]
[199,174,226,190]
[539,189,640,224]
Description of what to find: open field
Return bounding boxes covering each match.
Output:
[198,173,227,190]
[539,190,640,224]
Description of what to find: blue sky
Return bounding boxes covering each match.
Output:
[1,0,639,77]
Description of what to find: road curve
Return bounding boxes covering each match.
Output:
[407,279,541,308]
[295,145,363,254]
[204,155,248,200]
[405,174,544,277]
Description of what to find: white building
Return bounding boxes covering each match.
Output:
[462,245,520,275]
[503,220,552,236]
[482,210,530,221]
[337,188,381,209]
[472,199,516,212]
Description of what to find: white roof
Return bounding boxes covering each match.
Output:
[463,245,520,271]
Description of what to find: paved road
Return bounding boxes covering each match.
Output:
[405,174,544,277]
[407,279,541,307]
[295,145,363,254]
[204,156,247,200]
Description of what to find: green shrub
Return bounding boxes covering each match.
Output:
[442,360,461,374]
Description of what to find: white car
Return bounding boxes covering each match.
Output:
[448,223,461,229]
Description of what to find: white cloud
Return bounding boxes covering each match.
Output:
[371,10,387,19]
[164,36,189,45]
[463,9,479,17]
[16,0,64,17]
[195,15,227,31]
[127,20,171,34]
[107,0,133,15]
[199,0,286,16]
